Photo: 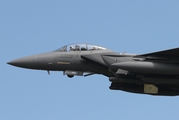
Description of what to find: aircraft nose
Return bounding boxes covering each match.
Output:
[7,55,38,69]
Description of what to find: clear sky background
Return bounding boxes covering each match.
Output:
[1,1,179,120]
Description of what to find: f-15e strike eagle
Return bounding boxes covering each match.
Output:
[7,43,179,96]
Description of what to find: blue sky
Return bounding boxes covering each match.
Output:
[1,1,179,120]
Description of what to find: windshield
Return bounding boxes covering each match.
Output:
[54,43,109,52]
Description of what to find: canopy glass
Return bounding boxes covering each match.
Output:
[54,43,109,52]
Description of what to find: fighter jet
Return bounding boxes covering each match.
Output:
[7,43,179,96]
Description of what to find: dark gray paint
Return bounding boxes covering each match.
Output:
[7,43,179,96]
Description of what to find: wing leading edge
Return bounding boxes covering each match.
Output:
[137,47,179,57]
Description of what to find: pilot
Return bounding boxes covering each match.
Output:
[92,47,96,50]
[75,45,80,51]
[70,46,74,51]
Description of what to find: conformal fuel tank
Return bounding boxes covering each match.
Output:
[112,61,179,75]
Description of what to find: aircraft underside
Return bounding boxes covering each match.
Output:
[109,74,179,96]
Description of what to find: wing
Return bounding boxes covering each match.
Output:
[137,48,179,58]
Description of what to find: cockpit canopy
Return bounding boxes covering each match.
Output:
[54,43,109,52]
